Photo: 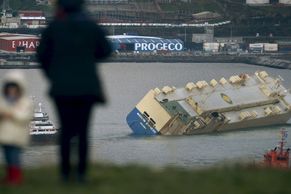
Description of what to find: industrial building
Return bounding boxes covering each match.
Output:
[0,33,184,53]
[0,10,46,28]
[248,43,279,53]
[0,33,39,53]
[35,0,52,5]
[107,35,184,52]
[18,10,46,27]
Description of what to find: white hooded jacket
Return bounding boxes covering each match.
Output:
[0,71,33,147]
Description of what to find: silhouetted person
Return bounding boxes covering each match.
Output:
[37,0,111,182]
[0,71,33,185]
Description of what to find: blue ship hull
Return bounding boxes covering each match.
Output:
[126,107,158,135]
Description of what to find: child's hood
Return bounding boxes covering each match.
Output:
[2,70,28,93]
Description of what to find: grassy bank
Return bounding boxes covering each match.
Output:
[1,164,291,194]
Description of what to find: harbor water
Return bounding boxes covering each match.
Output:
[0,62,291,168]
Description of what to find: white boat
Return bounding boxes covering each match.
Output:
[30,102,58,143]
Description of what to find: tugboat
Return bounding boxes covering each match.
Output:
[30,102,58,143]
[127,71,291,135]
[263,129,290,168]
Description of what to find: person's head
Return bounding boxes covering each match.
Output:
[56,0,84,13]
[3,82,22,101]
[2,70,27,103]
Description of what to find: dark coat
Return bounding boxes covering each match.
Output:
[37,11,111,103]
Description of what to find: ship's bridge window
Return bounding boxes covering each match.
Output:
[150,118,156,124]
[34,113,44,117]
[144,111,150,118]
[162,99,169,103]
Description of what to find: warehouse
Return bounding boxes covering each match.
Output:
[18,10,46,27]
[107,35,184,52]
[0,33,39,53]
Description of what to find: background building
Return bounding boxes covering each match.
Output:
[246,0,270,5]
[35,0,53,5]
[0,33,39,53]
[108,35,184,52]
[279,0,291,4]
[18,10,46,27]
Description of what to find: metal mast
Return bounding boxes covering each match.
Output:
[1,0,10,16]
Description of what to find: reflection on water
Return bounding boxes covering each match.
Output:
[0,63,291,168]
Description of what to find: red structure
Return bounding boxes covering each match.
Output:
[18,10,44,17]
[264,129,290,168]
[0,33,40,53]
[18,10,46,26]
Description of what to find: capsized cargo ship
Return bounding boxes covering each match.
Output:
[126,71,291,135]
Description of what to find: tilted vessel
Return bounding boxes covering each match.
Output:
[127,71,291,135]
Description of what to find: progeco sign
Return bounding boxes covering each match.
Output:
[134,42,183,51]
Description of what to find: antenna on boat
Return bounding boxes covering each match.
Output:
[38,103,42,112]
[279,128,288,153]
[31,96,38,112]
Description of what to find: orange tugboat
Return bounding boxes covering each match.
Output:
[263,129,290,168]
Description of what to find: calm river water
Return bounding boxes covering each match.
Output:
[0,62,291,168]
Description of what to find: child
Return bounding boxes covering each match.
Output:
[0,71,33,185]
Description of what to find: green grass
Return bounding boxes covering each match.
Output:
[1,163,291,194]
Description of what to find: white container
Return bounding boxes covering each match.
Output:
[249,43,264,48]
[246,0,269,4]
[249,43,264,53]
[264,43,278,52]
[203,42,220,52]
